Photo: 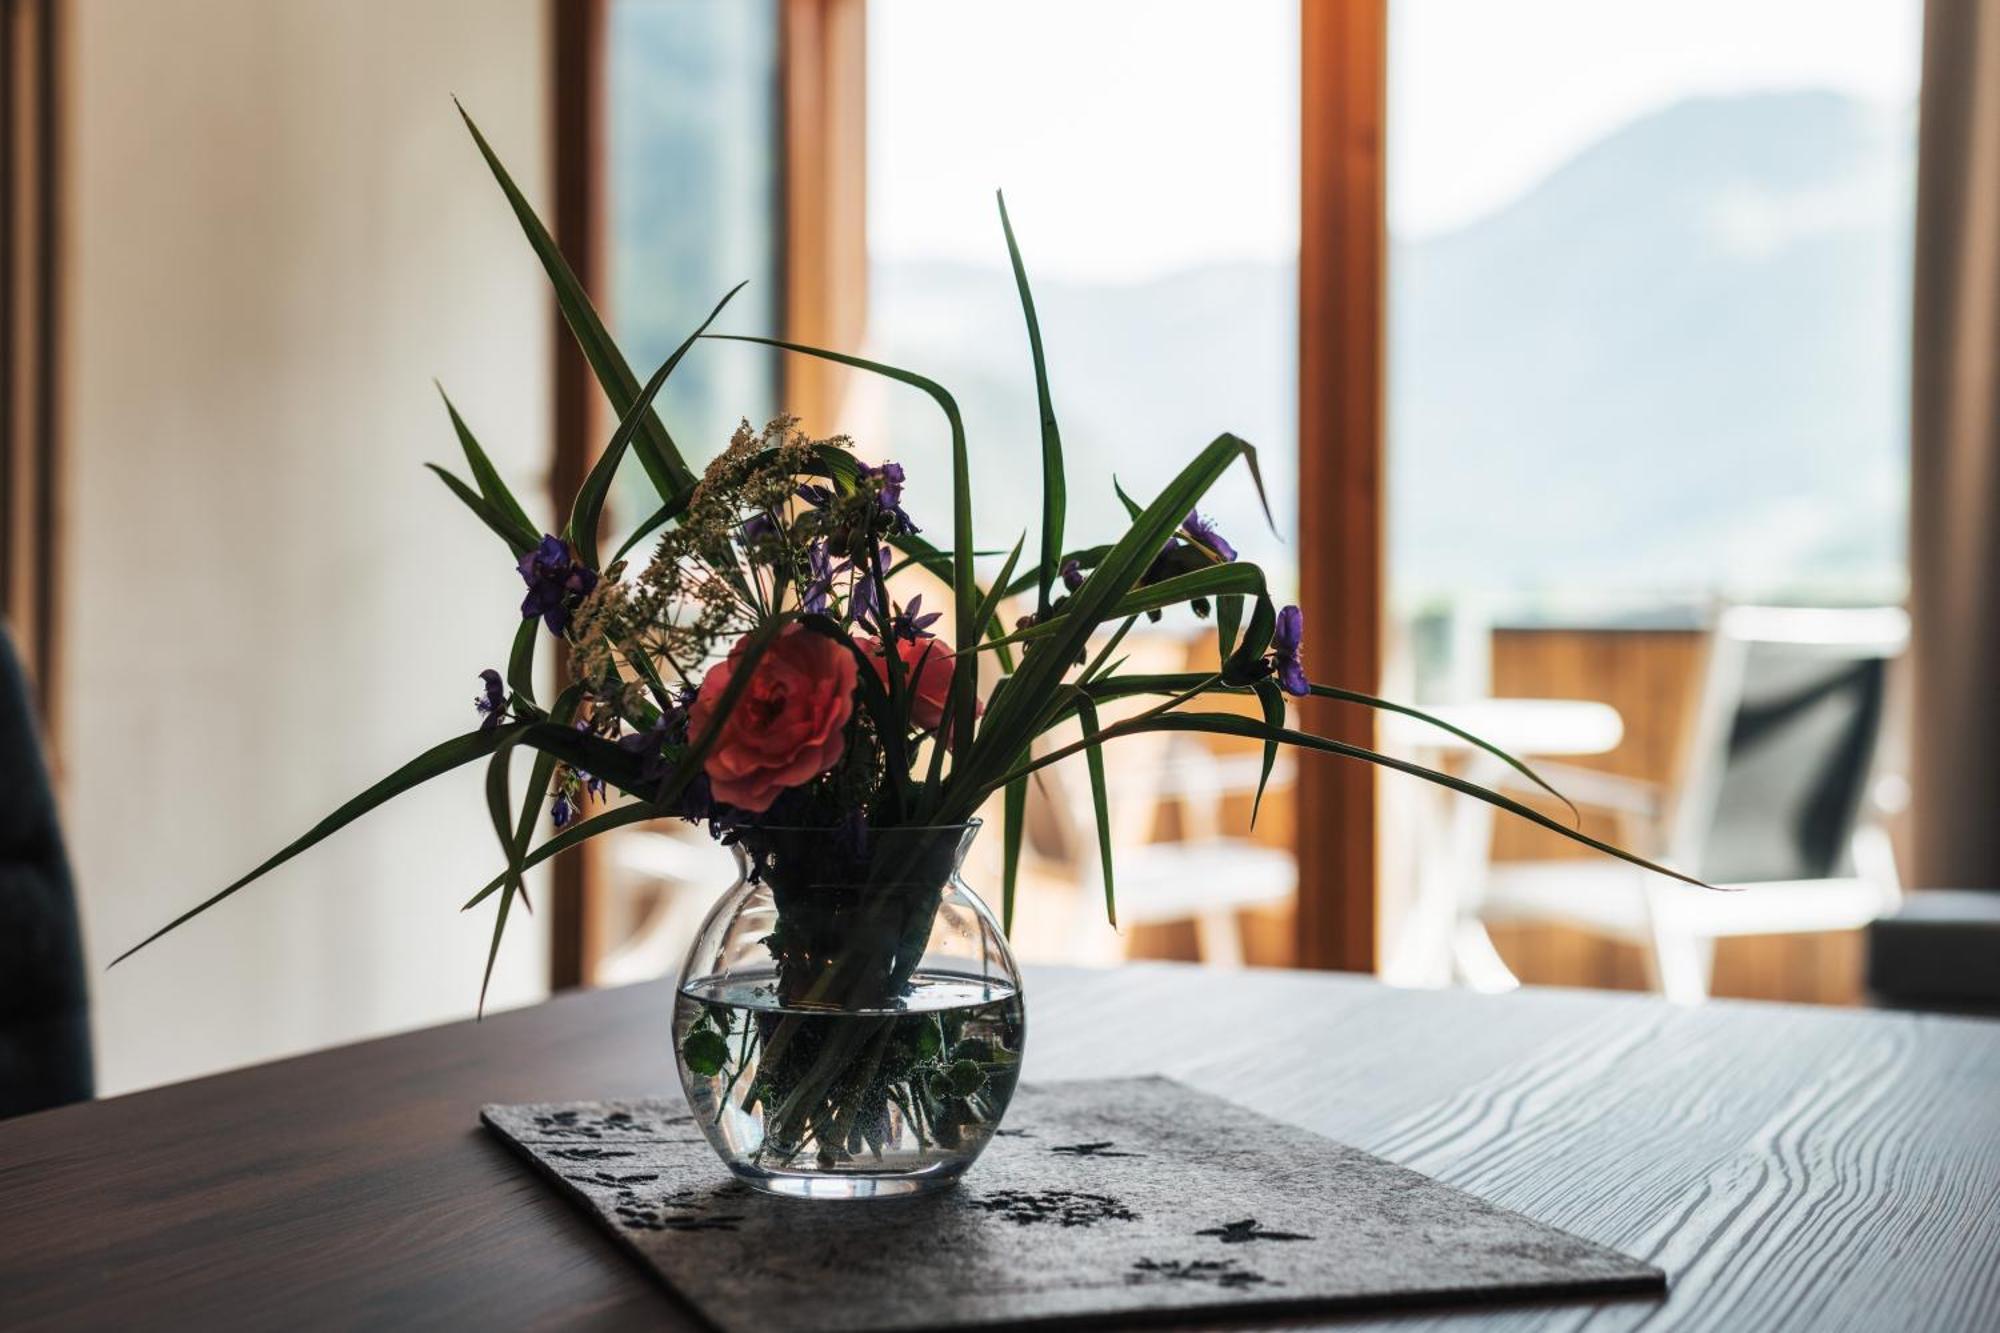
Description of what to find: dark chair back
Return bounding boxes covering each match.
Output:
[1680,609,1905,886]
[0,627,92,1117]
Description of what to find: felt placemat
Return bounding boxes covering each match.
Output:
[482,1076,1662,1331]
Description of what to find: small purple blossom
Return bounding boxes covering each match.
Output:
[740,511,779,544]
[474,669,505,730]
[888,594,943,642]
[551,792,577,828]
[845,546,894,629]
[795,481,834,510]
[517,534,598,635]
[859,460,919,534]
[801,540,834,615]
[570,718,606,803]
[1182,509,1237,562]
[1272,604,1309,697]
[1060,558,1085,592]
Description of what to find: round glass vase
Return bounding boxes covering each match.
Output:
[672,821,1025,1199]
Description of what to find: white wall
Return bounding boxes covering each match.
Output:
[60,0,557,1094]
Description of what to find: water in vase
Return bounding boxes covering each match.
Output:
[675,971,1025,1198]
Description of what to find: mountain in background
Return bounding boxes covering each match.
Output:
[860,90,1913,611]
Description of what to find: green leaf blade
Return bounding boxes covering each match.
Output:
[457,100,694,503]
[112,725,523,966]
[568,281,745,570]
[1001,768,1027,937]
[997,192,1066,618]
[436,385,538,541]
[1075,697,1117,928]
[427,463,538,556]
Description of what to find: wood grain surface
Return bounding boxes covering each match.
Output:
[2,965,1995,1331]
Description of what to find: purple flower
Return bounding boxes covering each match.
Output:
[860,460,919,534]
[474,669,506,730]
[517,534,598,635]
[571,718,606,802]
[888,594,943,642]
[801,540,834,615]
[740,512,779,544]
[551,793,577,828]
[1183,510,1237,562]
[1060,558,1085,592]
[1272,604,1308,697]
[845,546,893,629]
[616,721,671,783]
[796,481,834,510]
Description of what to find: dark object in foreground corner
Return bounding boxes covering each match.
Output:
[1868,889,2000,1015]
[0,628,93,1119]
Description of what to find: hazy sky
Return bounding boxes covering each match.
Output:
[1389,0,1923,237]
[868,0,1923,278]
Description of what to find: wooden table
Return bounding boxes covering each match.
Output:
[3,965,1996,1331]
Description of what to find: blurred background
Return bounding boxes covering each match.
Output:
[6,0,1994,1099]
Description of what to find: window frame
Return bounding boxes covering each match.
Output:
[549,0,1388,983]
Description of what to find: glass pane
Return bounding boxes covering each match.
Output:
[1381,1,1921,995]
[598,0,785,984]
[609,0,782,535]
[862,0,1301,966]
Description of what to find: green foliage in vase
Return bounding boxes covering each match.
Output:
[113,106,1709,1009]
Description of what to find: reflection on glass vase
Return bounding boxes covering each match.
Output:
[673,821,1025,1199]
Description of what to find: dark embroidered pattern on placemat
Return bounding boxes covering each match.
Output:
[971,1188,1139,1228]
[482,1076,1664,1333]
[1129,1257,1275,1290]
[1195,1217,1312,1244]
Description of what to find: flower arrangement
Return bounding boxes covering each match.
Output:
[117,108,1695,1192]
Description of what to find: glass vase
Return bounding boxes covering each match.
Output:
[673,821,1025,1199]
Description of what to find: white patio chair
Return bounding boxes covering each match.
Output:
[1468,606,1908,1003]
[1020,729,1296,966]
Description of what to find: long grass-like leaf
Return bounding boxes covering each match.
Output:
[610,499,679,567]
[436,385,538,541]
[111,724,523,965]
[997,193,1066,618]
[1112,476,1144,521]
[479,682,583,1013]
[1252,679,1284,828]
[461,801,661,912]
[1075,696,1117,927]
[1001,768,1027,936]
[979,562,1270,652]
[969,534,1026,658]
[1078,616,1139,687]
[940,433,1264,820]
[999,543,1111,600]
[457,101,694,503]
[479,734,527,1014]
[1307,684,1580,822]
[505,617,538,706]
[1055,669,1576,819]
[569,282,745,570]
[427,464,538,556]
[1216,594,1244,664]
[1003,711,1709,889]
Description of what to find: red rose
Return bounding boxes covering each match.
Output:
[862,635,978,734]
[689,624,858,813]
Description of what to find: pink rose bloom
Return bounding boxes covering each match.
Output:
[689,624,858,813]
[863,636,979,735]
